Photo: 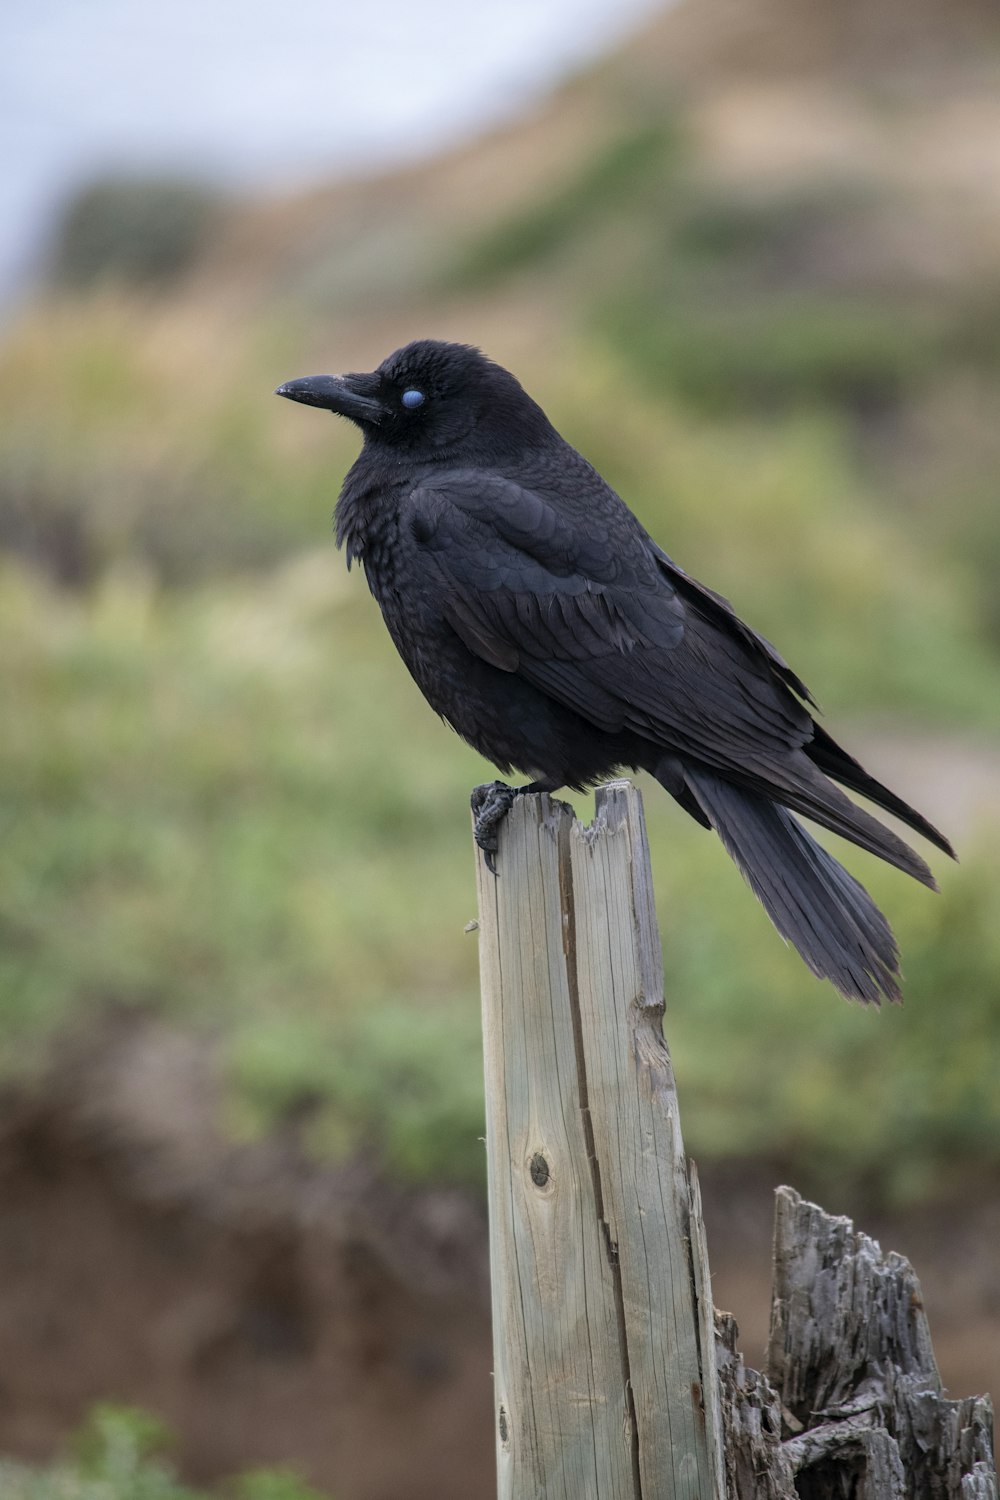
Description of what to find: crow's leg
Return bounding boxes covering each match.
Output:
[471,779,559,875]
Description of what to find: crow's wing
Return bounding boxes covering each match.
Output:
[649,547,816,707]
[404,472,814,775]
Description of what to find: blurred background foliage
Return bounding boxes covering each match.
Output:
[5,0,1000,1488]
[2,0,1000,1454]
[0,1406,329,1500]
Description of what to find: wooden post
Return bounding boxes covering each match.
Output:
[472,779,997,1499]
[473,781,724,1499]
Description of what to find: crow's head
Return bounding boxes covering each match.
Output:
[276,339,552,457]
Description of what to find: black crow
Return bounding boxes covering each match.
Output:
[276,340,954,1003]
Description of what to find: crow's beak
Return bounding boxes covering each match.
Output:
[274,371,385,425]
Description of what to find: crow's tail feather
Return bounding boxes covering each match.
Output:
[682,767,902,1003]
[806,723,956,860]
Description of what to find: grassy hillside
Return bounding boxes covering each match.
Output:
[3,0,1000,1205]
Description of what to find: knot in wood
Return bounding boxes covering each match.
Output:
[529,1153,550,1188]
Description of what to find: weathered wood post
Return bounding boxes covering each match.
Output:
[473,781,725,1499]
[472,779,998,1500]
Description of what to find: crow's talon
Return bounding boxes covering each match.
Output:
[472,780,518,875]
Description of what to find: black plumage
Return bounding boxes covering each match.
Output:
[276,339,955,1003]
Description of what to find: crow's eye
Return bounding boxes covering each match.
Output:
[401,388,426,410]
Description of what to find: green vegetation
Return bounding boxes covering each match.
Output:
[3,56,1000,1213]
[1,434,998,1201]
[600,291,947,413]
[450,120,679,287]
[51,177,226,291]
[0,1405,329,1500]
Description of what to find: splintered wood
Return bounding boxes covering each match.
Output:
[473,782,996,1499]
[762,1186,996,1500]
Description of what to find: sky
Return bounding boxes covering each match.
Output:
[1,0,669,299]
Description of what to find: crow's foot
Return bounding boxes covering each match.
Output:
[472,780,560,873]
[471,781,520,875]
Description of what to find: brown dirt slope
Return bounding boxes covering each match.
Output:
[2,1014,996,1498]
[0,1015,493,1499]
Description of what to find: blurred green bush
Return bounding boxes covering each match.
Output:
[0,1404,330,1500]
[50,177,226,291]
